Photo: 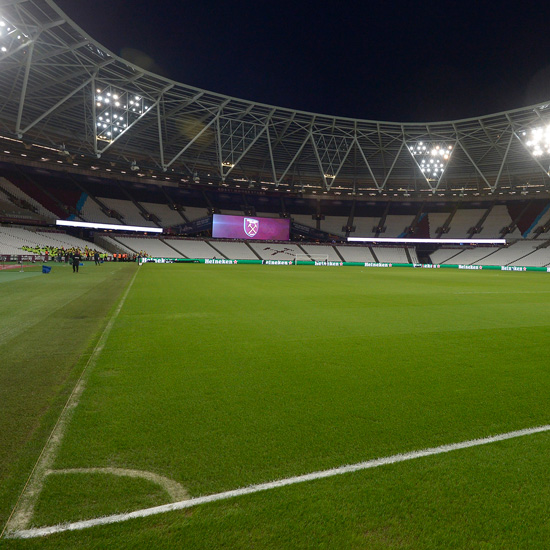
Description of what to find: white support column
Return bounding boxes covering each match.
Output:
[91,76,98,157]
[215,114,224,180]
[157,100,165,170]
[15,41,34,137]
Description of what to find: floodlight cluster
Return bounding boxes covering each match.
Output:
[94,85,151,143]
[408,142,453,181]
[522,126,550,157]
[0,17,28,54]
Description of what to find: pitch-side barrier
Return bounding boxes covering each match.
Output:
[139,257,550,272]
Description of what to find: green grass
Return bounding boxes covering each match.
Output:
[2,264,550,548]
[0,261,137,534]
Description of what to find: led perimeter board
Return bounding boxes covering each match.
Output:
[212,214,290,241]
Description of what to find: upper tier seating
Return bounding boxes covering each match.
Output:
[478,206,521,238]
[99,198,158,227]
[320,216,348,236]
[427,213,450,237]
[0,177,56,220]
[352,217,380,238]
[383,215,416,238]
[445,209,484,238]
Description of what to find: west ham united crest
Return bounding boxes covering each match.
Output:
[244,217,259,237]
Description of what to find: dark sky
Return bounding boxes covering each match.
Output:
[55,0,550,122]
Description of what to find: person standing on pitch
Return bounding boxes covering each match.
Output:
[94,250,100,265]
[72,249,82,273]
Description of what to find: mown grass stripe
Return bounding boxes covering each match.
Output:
[7,423,550,539]
[2,268,139,537]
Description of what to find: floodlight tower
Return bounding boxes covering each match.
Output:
[517,123,550,192]
[408,141,454,193]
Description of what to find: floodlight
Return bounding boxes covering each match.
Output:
[408,140,454,184]
[521,124,550,157]
[93,85,151,147]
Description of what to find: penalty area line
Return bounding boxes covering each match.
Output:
[6,423,550,539]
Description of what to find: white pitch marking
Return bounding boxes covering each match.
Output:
[2,269,139,536]
[6,423,550,540]
[455,290,550,295]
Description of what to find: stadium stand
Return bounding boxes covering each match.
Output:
[110,236,181,257]
[299,244,342,261]
[0,177,56,220]
[206,241,259,260]
[163,239,219,259]
[184,206,209,221]
[0,226,109,256]
[98,236,138,256]
[429,248,464,264]
[442,247,500,265]
[249,242,305,261]
[292,214,316,228]
[335,245,377,263]
[80,197,124,225]
[383,215,416,238]
[371,247,409,263]
[476,241,540,265]
[445,209,485,238]
[99,198,158,227]
[531,208,550,238]
[320,216,348,236]
[479,206,521,238]
[352,217,379,238]
[141,202,185,227]
[428,213,451,238]
[509,244,550,266]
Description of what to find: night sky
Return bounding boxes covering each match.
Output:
[55,0,550,123]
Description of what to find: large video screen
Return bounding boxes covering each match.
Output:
[212,214,290,241]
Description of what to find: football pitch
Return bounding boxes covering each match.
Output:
[1,262,550,548]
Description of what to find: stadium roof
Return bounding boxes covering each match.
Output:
[2,0,550,198]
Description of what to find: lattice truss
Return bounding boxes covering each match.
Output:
[2,0,550,195]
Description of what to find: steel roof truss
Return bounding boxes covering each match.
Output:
[453,125,492,191]
[275,124,313,186]
[165,99,230,169]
